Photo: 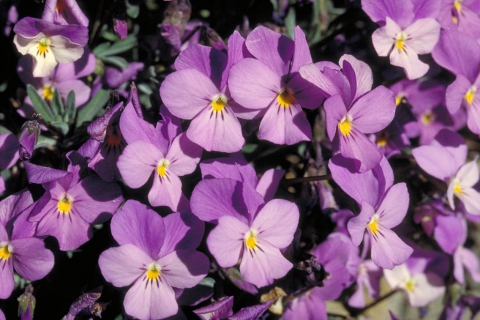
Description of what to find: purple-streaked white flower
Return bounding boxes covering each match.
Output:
[99,200,209,320]
[13,17,88,77]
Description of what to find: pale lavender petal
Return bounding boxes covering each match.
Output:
[324,94,349,140]
[160,250,209,288]
[361,0,415,28]
[412,0,441,20]
[255,168,284,201]
[245,26,293,76]
[251,199,299,249]
[239,241,292,288]
[339,55,373,101]
[99,243,150,287]
[435,214,465,254]
[406,273,445,307]
[287,73,325,109]
[104,62,143,88]
[372,21,399,57]
[299,63,343,98]
[446,75,472,114]
[186,103,244,152]
[337,128,383,173]
[200,155,256,185]
[290,26,312,72]
[404,18,440,55]
[0,189,33,227]
[167,133,202,176]
[376,183,409,229]
[456,159,479,188]
[207,215,247,268]
[55,79,90,107]
[148,171,183,210]
[117,141,161,188]
[349,86,396,133]
[258,102,311,145]
[159,211,204,257]
[160,69,217,119]
[457,187,480,216]
[459,247,480,283]
[412,145,457,181]
[348,201,374,246]
[0,257,14,298]
[389,44,429,80]
[110,200,165,259]
[124,271,178,320]
[11,238,53,280]
[228,58,280,110]
[371,226,413,269]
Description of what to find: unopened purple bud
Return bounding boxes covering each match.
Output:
[17,285,35,320]
[113,17,128,40]
[18,118,40,160]
[62,289,102,320]
[295,253,327,287]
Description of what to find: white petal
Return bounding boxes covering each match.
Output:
[26,42,58,77]
[50,35,84,64]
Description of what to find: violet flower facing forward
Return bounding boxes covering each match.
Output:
[191,178,299,288]
[0,190,54,299]
[99,200,209,320]
[27,153,123,251]
[228,26,324,145]
[362,0,441,79]
[160,31,250,152]
[13,17,88,77]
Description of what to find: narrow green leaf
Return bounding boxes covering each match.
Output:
[36,135,57,149]
[76,88,110,127]
[93,35,136,58]
[26,85,54,122]
[126,1,140,18]
[65,91,76,123]
[102,55,129,69]
[0,125,12,134]
[242,144,257,154]
[51,88,64,121]
[50,121,70,135]
[285,7,296,40]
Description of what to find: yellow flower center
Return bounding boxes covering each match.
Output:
[454,0,462,13]
[277,88,295,108]
[454,179,462,195]
[0,243,12,261]
[338,115,353,136]
[244,229,258,250]
[58,196,73,215]
[395,94,405,106]
[421,110,435,125]
[395,32,408,51]
[405,277,415,292]
[37,37,51,57]
[376,137,388,147]
[367,214,380,236]
[146,263,161,281]
[157,159,170,178]
[464,86,477,105]
[43,85,55,101]
[211,94,228,113]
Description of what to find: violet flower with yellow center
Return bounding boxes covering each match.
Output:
[191,178,299,288]
[13,17,88,77]
[99,200,209,320]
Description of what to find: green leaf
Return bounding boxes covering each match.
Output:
[126,0,140,18]
[102,55,129,69]
[51,88,64,121]
[0,125,12,134]
[26,85,54,122]
[76,88,110,127]
[36,135,57,149]
[242,144,257,154]
[50,121,70,135]
[64,91,76,123]
[285,7,296,40]
[93,35,136,58]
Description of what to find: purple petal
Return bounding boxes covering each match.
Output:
[446,75,472,114]
[239,241,292,288]
[376,183,409,229]
[0,189,33,228]
[148,172,183,210]
[117,141,161,188]
[251,199,299,249]
[361,0,415,28]
[160,250,209,288]
[255,168,284,201]
[339,55,373,101]
[207,215,247,268]
[371,227,413,269]
[0,257,14,298]
[287,73,325,109]
[111,200,165,258]
[0,133,19,170]
[104,62,143,88]
[194,296,234,320]
[290,26,312,72]
[412,145,457,181]
[435,214,465,254]
[337,128,383,173]
[230,301,273,320]
[99,243,150,287]
[11,238,53,281]
[167,133,202,176]
[159,211,204,257]
[24,162,69,184]
[348,201,374,246]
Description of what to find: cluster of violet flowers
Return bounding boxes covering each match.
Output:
[1,0,480,319]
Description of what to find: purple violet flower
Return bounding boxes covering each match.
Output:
[191,178,299,288]
[362,0,441,79]
[228,26,324,145]
[348,259,382,308]
[0,133,20,170]
[99,200,209,320]
[0,190,54,299]
[437,0,480,40]
[26,152,123,250]
[42,0,89,28]
[13,17,88,77]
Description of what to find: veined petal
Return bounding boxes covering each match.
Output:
[49,35,84,63]
[26,40,57,77]
[323,94,349,141]
[457,187,480,215]
[337,127,383,173]
[376,183,409,229]
[456,159,479,188]
[148,171,183,210]
[160,69,218,119]
[371,226,413,269]
[403,18,441,55]
[258,102,311,145]
[159,212,204,256]
[348,201,375,246]
[251,199,299,249]
[124,271,178,320]
[389,44,429,80]
[446,75,473,114]
[412,145,457,181]
[339,54,373,101]
[239,241,292,288]
[10,238,53,281]
[291,26,312,72]
[166,133,202,176]
[159,250,209,288]
[187,103,244,152]
[207,215,248,268]
[0,257,14,299]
